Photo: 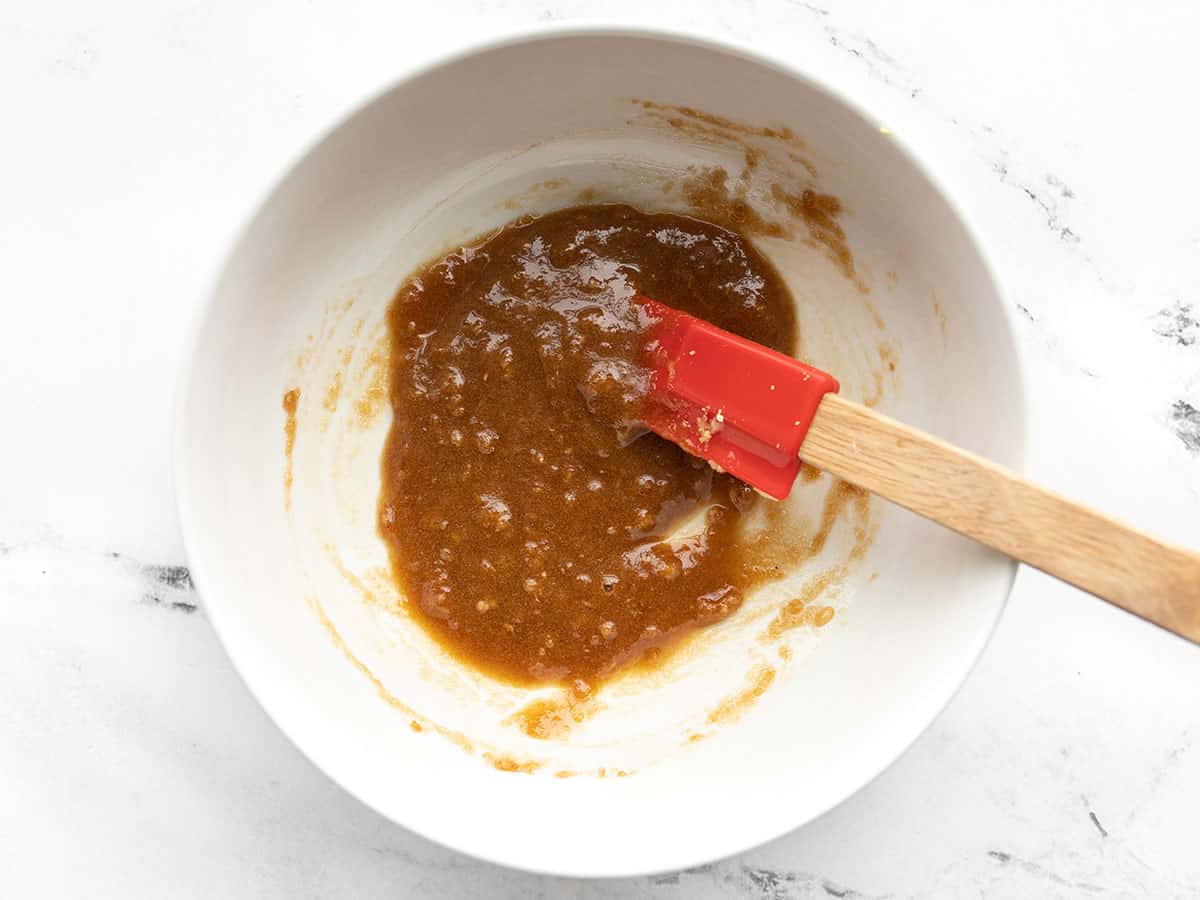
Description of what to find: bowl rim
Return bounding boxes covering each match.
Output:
[173,22,1030,879]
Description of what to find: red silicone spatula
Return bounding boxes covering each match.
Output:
[639,297,1200,644]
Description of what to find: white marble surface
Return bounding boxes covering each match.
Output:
[3,1,1199,896]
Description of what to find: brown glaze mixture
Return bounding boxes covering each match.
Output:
[378,204,800,692]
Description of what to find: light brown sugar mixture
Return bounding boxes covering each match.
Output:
[378,204,806,693]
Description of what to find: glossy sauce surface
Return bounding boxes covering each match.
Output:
[378,204,798,692]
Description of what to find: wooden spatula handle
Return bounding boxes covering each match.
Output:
[800,393,1200,643]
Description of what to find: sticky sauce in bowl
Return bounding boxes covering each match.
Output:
[379,204,812,693]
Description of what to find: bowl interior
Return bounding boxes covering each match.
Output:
[177,31,1024,876]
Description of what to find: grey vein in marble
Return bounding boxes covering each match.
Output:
[794,1,906,90]
[986,850,1104,894]
[649,861,885,899]
[1,542,200,614]
[1087,807,1109,839]
[111,552,198,612]
[1169,400,1200,452]
[989,160,1080,245]
[1153,301,1198,347]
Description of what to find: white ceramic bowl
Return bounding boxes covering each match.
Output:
[175,28,1026,877]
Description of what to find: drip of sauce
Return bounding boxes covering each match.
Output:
[484,753,542,774]
[282,388,299,506]
[507,694,599,740]
[378,204,805,690]
[706,664,776,726]
[676,166,865,291]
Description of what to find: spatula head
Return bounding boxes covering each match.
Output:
[640,298,839,500]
